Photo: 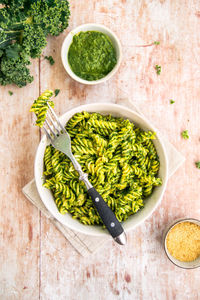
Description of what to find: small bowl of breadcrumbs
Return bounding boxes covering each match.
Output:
[164,218,200,269]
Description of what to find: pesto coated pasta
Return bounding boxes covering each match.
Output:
[43,111,162,225]
[30,90,54,127]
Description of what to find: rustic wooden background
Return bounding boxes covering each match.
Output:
[0,0,200,299]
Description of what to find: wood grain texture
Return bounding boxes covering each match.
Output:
[0,60,40,299]
[1,0,200,299]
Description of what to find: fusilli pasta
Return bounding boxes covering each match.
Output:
[30,89,54,127]
[43,111,162,225]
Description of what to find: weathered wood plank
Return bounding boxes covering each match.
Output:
[0,61,40,299]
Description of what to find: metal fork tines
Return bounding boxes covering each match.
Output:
[43,102,65,141]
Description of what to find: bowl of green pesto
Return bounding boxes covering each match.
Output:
[61,24,122,84]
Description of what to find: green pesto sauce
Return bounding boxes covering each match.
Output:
[68,31,117,81]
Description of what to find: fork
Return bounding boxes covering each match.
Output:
[43,103,127,245]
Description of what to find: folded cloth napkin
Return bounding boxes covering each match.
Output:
[22,101,185,257]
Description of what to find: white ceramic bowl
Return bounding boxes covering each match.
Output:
[61,23,122,85]
[35,103,168,236]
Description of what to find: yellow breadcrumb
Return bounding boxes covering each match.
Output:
[166,222,200,262]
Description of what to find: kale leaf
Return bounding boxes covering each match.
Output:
[45,55,55,65]
[181,130,189,140]
[54,89,60,97]
[0,0,70,87]
[195,162,200,169]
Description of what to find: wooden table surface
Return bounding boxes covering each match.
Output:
[1,1,200,299]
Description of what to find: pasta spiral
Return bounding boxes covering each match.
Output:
[43,111,162,226]
[30,89,54,127]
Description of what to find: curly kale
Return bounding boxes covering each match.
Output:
[0,0,70,87]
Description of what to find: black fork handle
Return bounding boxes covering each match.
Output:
[87,187,127,245]
[70,159,127,245]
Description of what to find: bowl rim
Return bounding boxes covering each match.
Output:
[163,218,200,269]
[34,103,168,236]
[61,23,122,85]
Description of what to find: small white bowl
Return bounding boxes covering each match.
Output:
[163,218,200,269]
[61,23,122,85]
[34,103,168,237]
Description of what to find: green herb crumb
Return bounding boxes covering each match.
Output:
[45,56,55,66]
[181,130,189,140]
[170,99,175,104]
[54,89,60,97]
[154,41,160,45]
[155,65,161,75]
[8,91,13,96]
[195,162,200,169]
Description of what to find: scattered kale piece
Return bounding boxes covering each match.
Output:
[195,162,200,169]
[54,89,60,97]
[170,99,175,104]
[45,55,55,65]
[181,130,189,140]
[154,41,160,45]
[155,65,161,75]
[0,0,70,87]
[8,90,13,95]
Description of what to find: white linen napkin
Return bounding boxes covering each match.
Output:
[22,101,185,257]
